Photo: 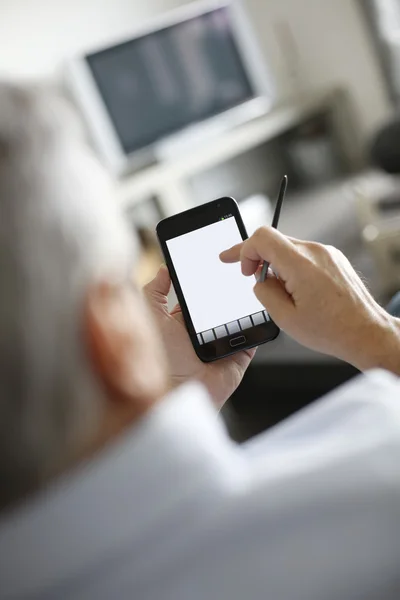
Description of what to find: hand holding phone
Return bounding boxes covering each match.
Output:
[144,264,256,408]
[156,197,279,362]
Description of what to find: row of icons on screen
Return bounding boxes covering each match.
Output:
[197,311,270,345]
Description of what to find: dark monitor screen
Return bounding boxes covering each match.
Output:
[86,7,255,155]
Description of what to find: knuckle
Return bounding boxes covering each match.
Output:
[325,244,339,255]
[300,242,341,270]
[309,242,340,258]
[312,241,327,254]
[325,245,344,264]
[299,240,321,253]
[253,226,270,239]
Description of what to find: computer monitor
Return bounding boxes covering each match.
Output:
[67,1,274,174]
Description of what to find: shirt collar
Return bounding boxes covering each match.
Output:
[0,382,239,599]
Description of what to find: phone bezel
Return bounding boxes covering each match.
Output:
[156,197,280,362]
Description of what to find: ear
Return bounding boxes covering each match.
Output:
[84,280,166,419]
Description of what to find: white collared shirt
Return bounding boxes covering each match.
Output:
[1,370,400,599]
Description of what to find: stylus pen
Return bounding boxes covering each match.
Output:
[259,175,288,283]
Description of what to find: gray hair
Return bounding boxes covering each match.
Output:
[0,82,134,509]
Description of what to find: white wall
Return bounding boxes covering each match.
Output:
[246,0,392,139]
[0,0,183,78]
[0,0,392,139]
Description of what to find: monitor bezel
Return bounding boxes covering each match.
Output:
[66,0,275,175]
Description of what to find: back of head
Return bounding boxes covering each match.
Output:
[0,82,133,510]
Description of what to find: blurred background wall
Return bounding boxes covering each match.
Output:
[0,0,392,139]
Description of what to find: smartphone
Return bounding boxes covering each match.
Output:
[156,197,280,362]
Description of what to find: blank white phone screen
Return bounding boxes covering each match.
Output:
[166,217,267,335]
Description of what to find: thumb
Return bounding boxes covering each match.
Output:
[143,265,171,305]
[254,274,295,327]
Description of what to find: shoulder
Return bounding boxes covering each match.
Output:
[183,370,400,599]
